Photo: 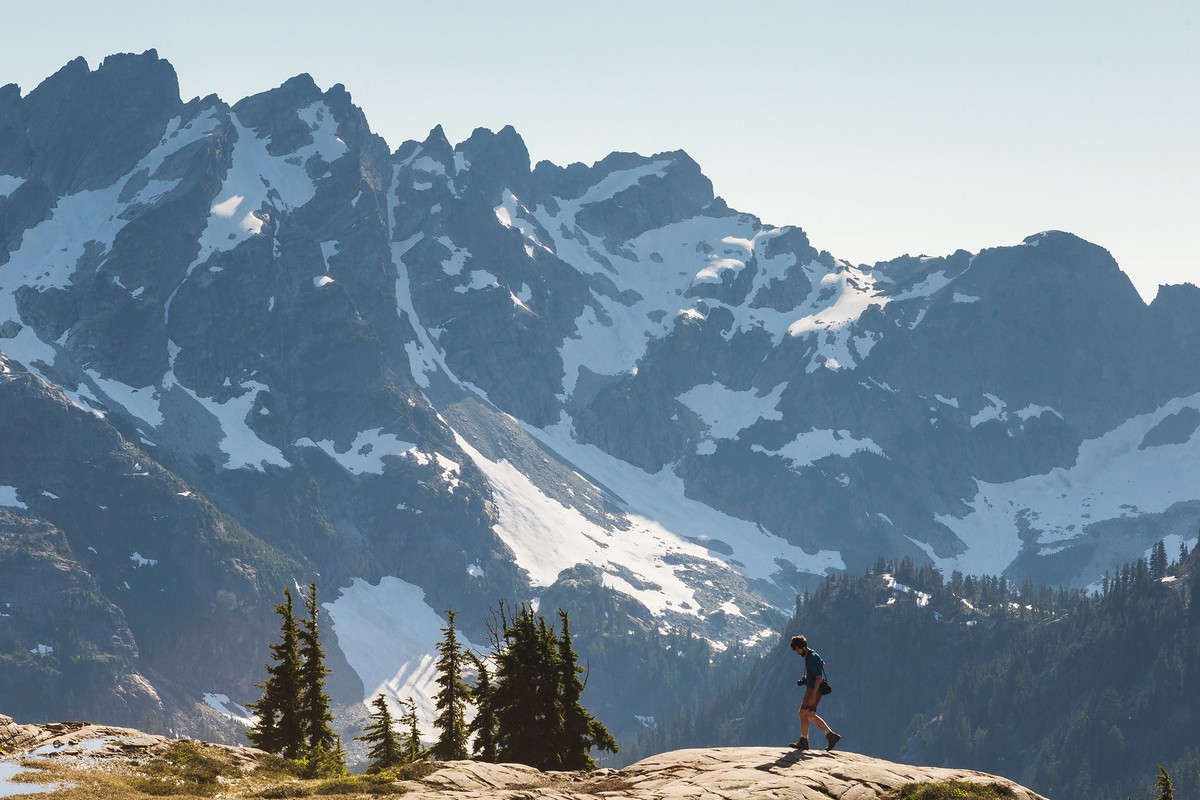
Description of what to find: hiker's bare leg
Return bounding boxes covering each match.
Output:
[808,711,831,735]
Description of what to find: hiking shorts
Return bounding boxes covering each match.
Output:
[801,684,823,712]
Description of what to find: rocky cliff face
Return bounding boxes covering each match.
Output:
[1,51,1198,742]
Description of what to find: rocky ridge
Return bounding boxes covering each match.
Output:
[0,715,1045,800]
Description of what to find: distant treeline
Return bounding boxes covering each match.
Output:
[629,542,1200,800]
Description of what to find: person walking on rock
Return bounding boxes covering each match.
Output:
[790,635,841,751]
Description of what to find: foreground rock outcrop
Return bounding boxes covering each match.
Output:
[414,748,1047,799]
[1,716,1045,799]
[0,715,261,767]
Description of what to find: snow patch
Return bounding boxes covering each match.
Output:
[326,577,481,736]
[178,381,287,470]
[86,370,165,428]
[210,195,243,218]
[202,693,255,727]
[460,415,844,620]
[754,429,885,469]
[970,393,1007,427]
[185,103,344,279]
[406,451,462,491]
[436,237,471,276]
[0,175,24,197]
[129,552,158,568]
[295,429,417,475]
[320,241,339,270]
[494,190,551,256]
[455,270,499,293]
[678,382,785,441]
[0,487,26,510]
[935,393,1200,577]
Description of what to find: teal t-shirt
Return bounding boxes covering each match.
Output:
[804,650,825,683]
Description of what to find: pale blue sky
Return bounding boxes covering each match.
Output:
[3,1,1196,300]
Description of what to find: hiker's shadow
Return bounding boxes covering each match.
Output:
[755,750,834,772]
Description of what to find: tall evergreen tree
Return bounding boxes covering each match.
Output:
[247,588,305,758]
[556,609,618,770]
[1151,540,1169,581]
[491,604,564,769]
[486,605,615,770]
[356,695,401,773]
[297,581,341,762]
[399,697,426,764]
[467,652,497,762]
[431,610,470,761]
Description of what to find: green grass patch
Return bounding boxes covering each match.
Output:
[252,784,312,799]
[312,773,401,795]
[127,777,197,796]
[132,740,246,796]
[894,781,1017,800]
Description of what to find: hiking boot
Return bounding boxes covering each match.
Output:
[825,731,841,751]
[789,737,809,750]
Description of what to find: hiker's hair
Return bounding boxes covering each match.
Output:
[791,635,807,650]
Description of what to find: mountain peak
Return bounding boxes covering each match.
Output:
[19,49,180,193]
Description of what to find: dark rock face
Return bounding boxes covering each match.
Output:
[22,51,182,195]
[0,510,138,720]
[1,53,1198,745]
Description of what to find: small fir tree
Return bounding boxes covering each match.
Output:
[298,582,344,776]
[246,588,305,758]
[431,610,471,761]
[399,697,427,764]
[356,695,401,773]
[298,581,339,757]
[467,652,497,762]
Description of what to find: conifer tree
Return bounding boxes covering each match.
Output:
[467,652,497,762]
[491,604,564,769]
[487,605,615,771]
[1157,765,1174,800]
[556,609,618,770]
[399,697,427,764]
[247,588,305,758]
[356,695,401,773]
[1151,540,1169,581]
[297,581,341,767]
[431,610,470,761]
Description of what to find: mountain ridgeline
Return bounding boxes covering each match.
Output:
[1,49,1198,760]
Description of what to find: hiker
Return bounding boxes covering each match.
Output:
[790,635,841,751]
